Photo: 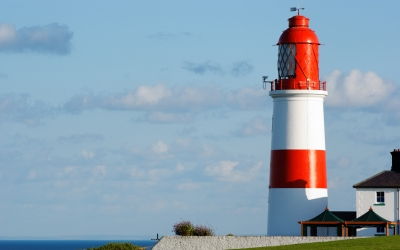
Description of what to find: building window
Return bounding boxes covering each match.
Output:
[376,226,384,234]
[376,191,385,203]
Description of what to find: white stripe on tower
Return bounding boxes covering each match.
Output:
[271,91,326,150]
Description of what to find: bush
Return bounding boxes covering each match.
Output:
[193,225,214,236]
[173,221,194,236]
[87,242,143,250]
[173,221,214,236]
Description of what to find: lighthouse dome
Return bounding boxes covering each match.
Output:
[278,15,319,45]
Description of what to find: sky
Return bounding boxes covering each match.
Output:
[0,0,400,239]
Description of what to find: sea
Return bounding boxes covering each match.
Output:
[0,240,157,250]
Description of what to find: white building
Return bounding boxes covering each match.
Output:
[353,149,400,236]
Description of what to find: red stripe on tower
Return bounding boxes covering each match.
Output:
[267,11,328,236]
[270,150,327,188]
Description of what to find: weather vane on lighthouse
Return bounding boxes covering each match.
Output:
[290,7,305,15]
[266,10,328,236]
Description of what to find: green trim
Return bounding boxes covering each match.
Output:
[373,203,385,206]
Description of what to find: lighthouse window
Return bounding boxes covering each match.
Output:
[376,191,385,203]
[278,44,296,78]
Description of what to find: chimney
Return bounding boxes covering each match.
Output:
[391,149,400,172]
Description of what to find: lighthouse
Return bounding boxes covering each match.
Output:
[267,11,328,236]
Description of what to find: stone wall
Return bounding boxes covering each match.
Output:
[152,236,359,250]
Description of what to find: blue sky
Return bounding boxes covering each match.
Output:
[1,0,400,239]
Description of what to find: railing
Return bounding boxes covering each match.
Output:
[270,79,326,91]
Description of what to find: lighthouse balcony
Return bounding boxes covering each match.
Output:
[271,79,326,91]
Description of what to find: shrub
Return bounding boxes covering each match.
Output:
[193,225,214,236]
[87,242,143,250]
[173,221,214,236]
[173,221,194,236]
[226,233,234,236]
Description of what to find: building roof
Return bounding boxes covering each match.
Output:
[307,208,344,222]
[332,211,357,221]
[353,208,388,222]
[353,171,400,188]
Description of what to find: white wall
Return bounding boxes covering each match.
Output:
[268,188,328,236]
[355,188,399,236]
[153,236,359,250]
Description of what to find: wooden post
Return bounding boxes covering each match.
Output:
[300,222,304,236]
[386,223,389,236]
[303,224,308,236]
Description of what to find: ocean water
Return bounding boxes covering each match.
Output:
[0,240,157,250]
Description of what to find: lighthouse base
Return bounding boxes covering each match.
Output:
[267,188,328,236]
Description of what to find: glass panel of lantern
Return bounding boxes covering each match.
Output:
[278,44,296,78]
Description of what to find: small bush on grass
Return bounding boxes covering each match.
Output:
[87,242,143,250]
[173,220,214,236]
[193,225,214,236]
[173,221,194,236]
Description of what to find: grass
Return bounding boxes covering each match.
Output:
[235,236,400,250]
[87,242,144,250]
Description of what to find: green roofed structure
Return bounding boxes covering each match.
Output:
[353,208,388,222]
[346,208,397,236]
[299,208,396,236]
[308,208,344,223]
[299,208,350,236]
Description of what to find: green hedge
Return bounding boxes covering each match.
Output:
[87,242,143,250]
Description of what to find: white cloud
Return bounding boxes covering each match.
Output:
[148,168,171,181]
[92,165,107,177]
[130,168,145,178]
[183,60,254,77]
[81,150,95,159]
[235,117,268,136]
[151,140,169,154]
[326,70,393,107]
[177,181,201,190]
[0,24,16,43]
[0,94,54,125]
[175,163,186,172]
[115,84,171,107]
[64,85,223,113]
[231,61,254,77]
[61,166,78,177]
[205,161,263,182]
[227,87,265,110]
[27,170,37,180]
[58,133,104,144]
[182,61,223,75]
[0,23,73,54]
[63,85,265,121]
[141,112,191,123]
[201,144,216,157]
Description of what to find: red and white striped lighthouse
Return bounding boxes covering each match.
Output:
[267,12,328,236]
